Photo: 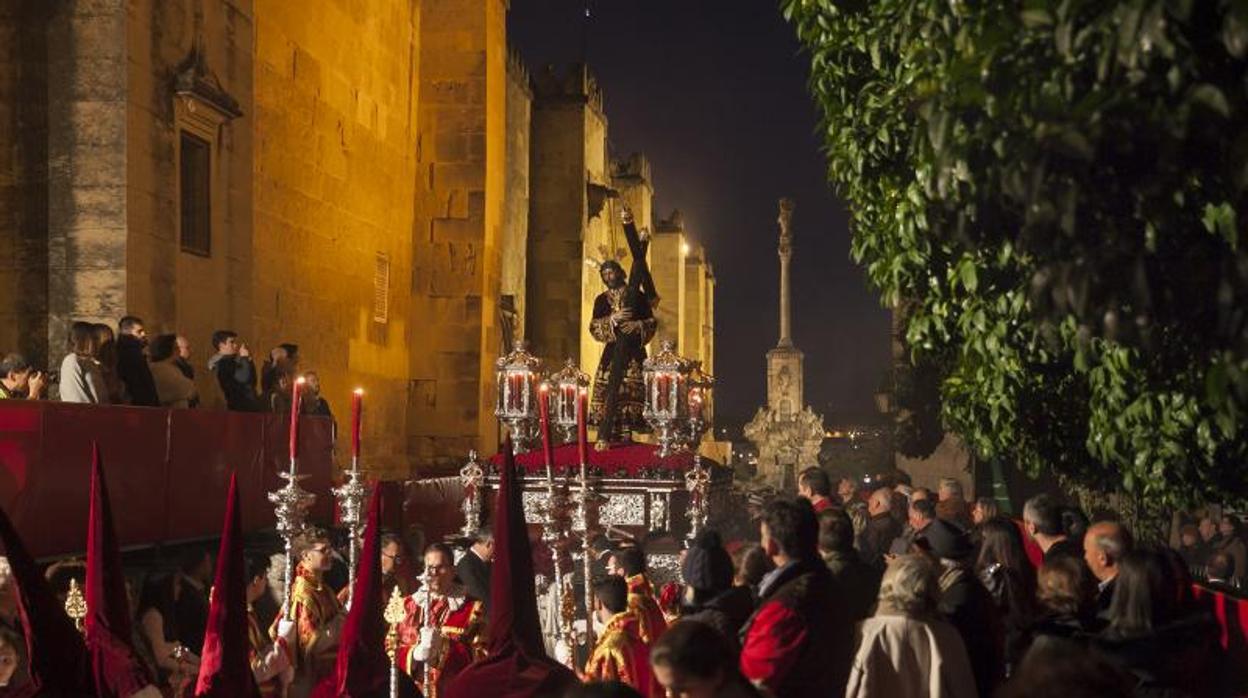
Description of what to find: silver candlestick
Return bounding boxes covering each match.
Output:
[333,455,369,607]
[573,461,600,652]
[269,464,316,618]
[540,473,573,668]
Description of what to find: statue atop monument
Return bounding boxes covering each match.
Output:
[746,198,825,490]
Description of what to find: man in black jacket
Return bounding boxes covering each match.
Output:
[455,527,494,613]
[920,517,1004,698]
[818,508,880,627]
[857,487,902,569]
[116,316,159,406]
[208,329,260,411]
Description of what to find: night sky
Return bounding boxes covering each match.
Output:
[509,1,892,428]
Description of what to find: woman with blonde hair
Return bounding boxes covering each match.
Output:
[846,554,977,698]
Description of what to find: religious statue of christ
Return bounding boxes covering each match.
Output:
[589,207,658,445]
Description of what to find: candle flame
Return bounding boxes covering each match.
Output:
[353,388,364,395]
[295,376,307,385]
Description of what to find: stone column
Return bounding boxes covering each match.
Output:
[777,198,794,348]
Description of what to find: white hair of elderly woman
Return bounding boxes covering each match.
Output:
[876,553,941,618]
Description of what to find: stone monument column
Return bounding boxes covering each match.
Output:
[746,198,825,490]
[777,197,794,348]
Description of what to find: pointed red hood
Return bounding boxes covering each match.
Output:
[333,486,389,696]
[85,442,154,697]
[0,502,93,694]
[443,437,576,698]
[194,472,261,697]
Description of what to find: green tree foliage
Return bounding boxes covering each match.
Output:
[784,0,1248,507]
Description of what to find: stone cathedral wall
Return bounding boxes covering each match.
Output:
[251,0,421,475]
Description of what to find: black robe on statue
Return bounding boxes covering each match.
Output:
[589,285,656,441]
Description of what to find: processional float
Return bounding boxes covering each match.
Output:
[464,339,724,666]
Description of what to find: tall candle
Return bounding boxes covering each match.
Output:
[289,376,305,463]
[351,388,363,463]
[577,387,589,468]
[538,384,554,479]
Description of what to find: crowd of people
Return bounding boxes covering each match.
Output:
[0,318,333,419]
[0,461,1238,696]
[567,468,1232,698]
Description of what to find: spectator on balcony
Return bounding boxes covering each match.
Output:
[148,334,198,409]
[175,334,199,407]
[60,321,108,404]
[116,315,159,406]
[261,343,300,402]
[90,323,125,403]
[302,371,333,418]
[268,366,295,414]
[0,353,46,400]
[209,330,260,411]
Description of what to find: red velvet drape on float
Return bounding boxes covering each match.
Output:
[324,486,390,697]
[0,501,94,695]
[443,437,577,698]
[85,443,156,697]
[195,472,261,697]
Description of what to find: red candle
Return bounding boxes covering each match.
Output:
[577,387,589,467]
[289,376,305,460]
[538,384,554,478]
[351,388,363,461]
[690,388,703,421]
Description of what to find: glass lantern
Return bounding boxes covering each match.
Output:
[643,340,691,457]
[549,358,590,443]
[494,340,543,451]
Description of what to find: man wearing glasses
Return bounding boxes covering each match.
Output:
[394,543,486,697]
[273,529,343,694]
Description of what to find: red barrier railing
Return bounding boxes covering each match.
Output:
[0,400,334,558]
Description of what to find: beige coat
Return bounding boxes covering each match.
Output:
[845,615,977,698]
[151,359,198,408]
